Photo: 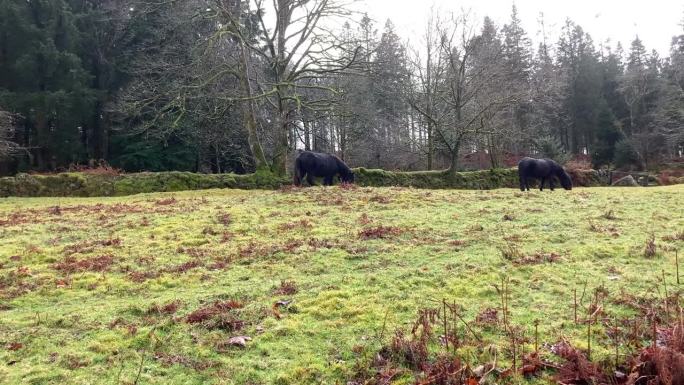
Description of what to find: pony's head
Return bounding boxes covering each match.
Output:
[558,170,573,190]
[340,170,355,184]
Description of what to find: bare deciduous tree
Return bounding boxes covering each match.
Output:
[213,0,361,175]
[0,109,19,158]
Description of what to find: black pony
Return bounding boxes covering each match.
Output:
[294,151,355,186]
[518,157,572,191]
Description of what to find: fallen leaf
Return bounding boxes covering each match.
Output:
[227,336,251,348]
[275,299,293,307]
[6,342,23,351]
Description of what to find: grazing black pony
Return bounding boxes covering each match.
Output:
[294,151,355,186]
[518,157,573,191]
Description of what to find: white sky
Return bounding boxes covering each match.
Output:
[359,0,684,57]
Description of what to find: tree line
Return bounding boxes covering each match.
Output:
[0,0,682,176]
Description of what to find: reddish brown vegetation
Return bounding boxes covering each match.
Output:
[358,213,372,225]
[338,182,358,190]
[644,234,657,258]
[657,169,684,185]
[448,240,466,249]
[127,270,160,283]
[154,197,178,206]
[274,280,298,295]
[236,240,303,259]
[626,321,684,385]
[552,341,606,384]
[663,231,684,242]
[513,252,561,266]
[307,238,336,250]
[217,213,232,226]
[66,162,122,176]
[53,254,115,274]
[359,226,404,240]
[6,342,23,351]
[475,308,499,325]
[62,238,121,256]
[565,156,593,171]
[147,301,181,315]
[0,212,34,227]
[278,219,312,231]
[369,195,392,204]
[185,300,244,331]
[165,260,203,274]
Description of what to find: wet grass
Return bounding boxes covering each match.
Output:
[0,185,682,384]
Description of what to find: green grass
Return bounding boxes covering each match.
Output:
[0,185,682,384]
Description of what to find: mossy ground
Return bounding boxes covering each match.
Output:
[0,185,682,384]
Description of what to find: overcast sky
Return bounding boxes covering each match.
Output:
[358,0,683,56]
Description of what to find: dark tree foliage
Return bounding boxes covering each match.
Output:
[0,2,682,175]
[592,104,624,168]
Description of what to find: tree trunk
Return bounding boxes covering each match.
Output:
[237,41,269,172]
[272,91,289,176]
[427,120,434,170]
[215,144,221,174]
[304,120,311,151]
[447,148,460,177]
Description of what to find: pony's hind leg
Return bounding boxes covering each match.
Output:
[323,176,333,186]
[539,178,545,191]
[306,174,315,186]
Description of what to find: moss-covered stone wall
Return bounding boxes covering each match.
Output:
[353,167,604,189]
[0,171,290,198]
[0,167,607,197]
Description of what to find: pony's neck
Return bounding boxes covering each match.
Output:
[335,157,350,173]
[553,166,568,179]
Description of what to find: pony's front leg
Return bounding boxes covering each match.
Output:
[306,174,316,186]
[323,176,333,186]
[549,179,555,191]
[539,178,545,191]
[519,178,526,192]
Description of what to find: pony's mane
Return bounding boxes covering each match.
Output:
[333,156,352,174]
[555,165,573,188]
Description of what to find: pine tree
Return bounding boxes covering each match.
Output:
[592,103,623,168]
[0,0,95,171]
[556,21,605,154]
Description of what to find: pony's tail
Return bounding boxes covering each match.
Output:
[293,158,303,186]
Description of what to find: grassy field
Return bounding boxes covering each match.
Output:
[0,185,683,384]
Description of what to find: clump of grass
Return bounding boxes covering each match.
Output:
[217,213,232,226]
[663,230,684,242]
[644,234,657,258]
[155,197,178,206]
[602,209,618,220]
[358,225,403,240]
[499,242,524,261]
[278,219,312,231]
[274,280,298,295]
[358,213,372,225]
[369,195,391,204]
